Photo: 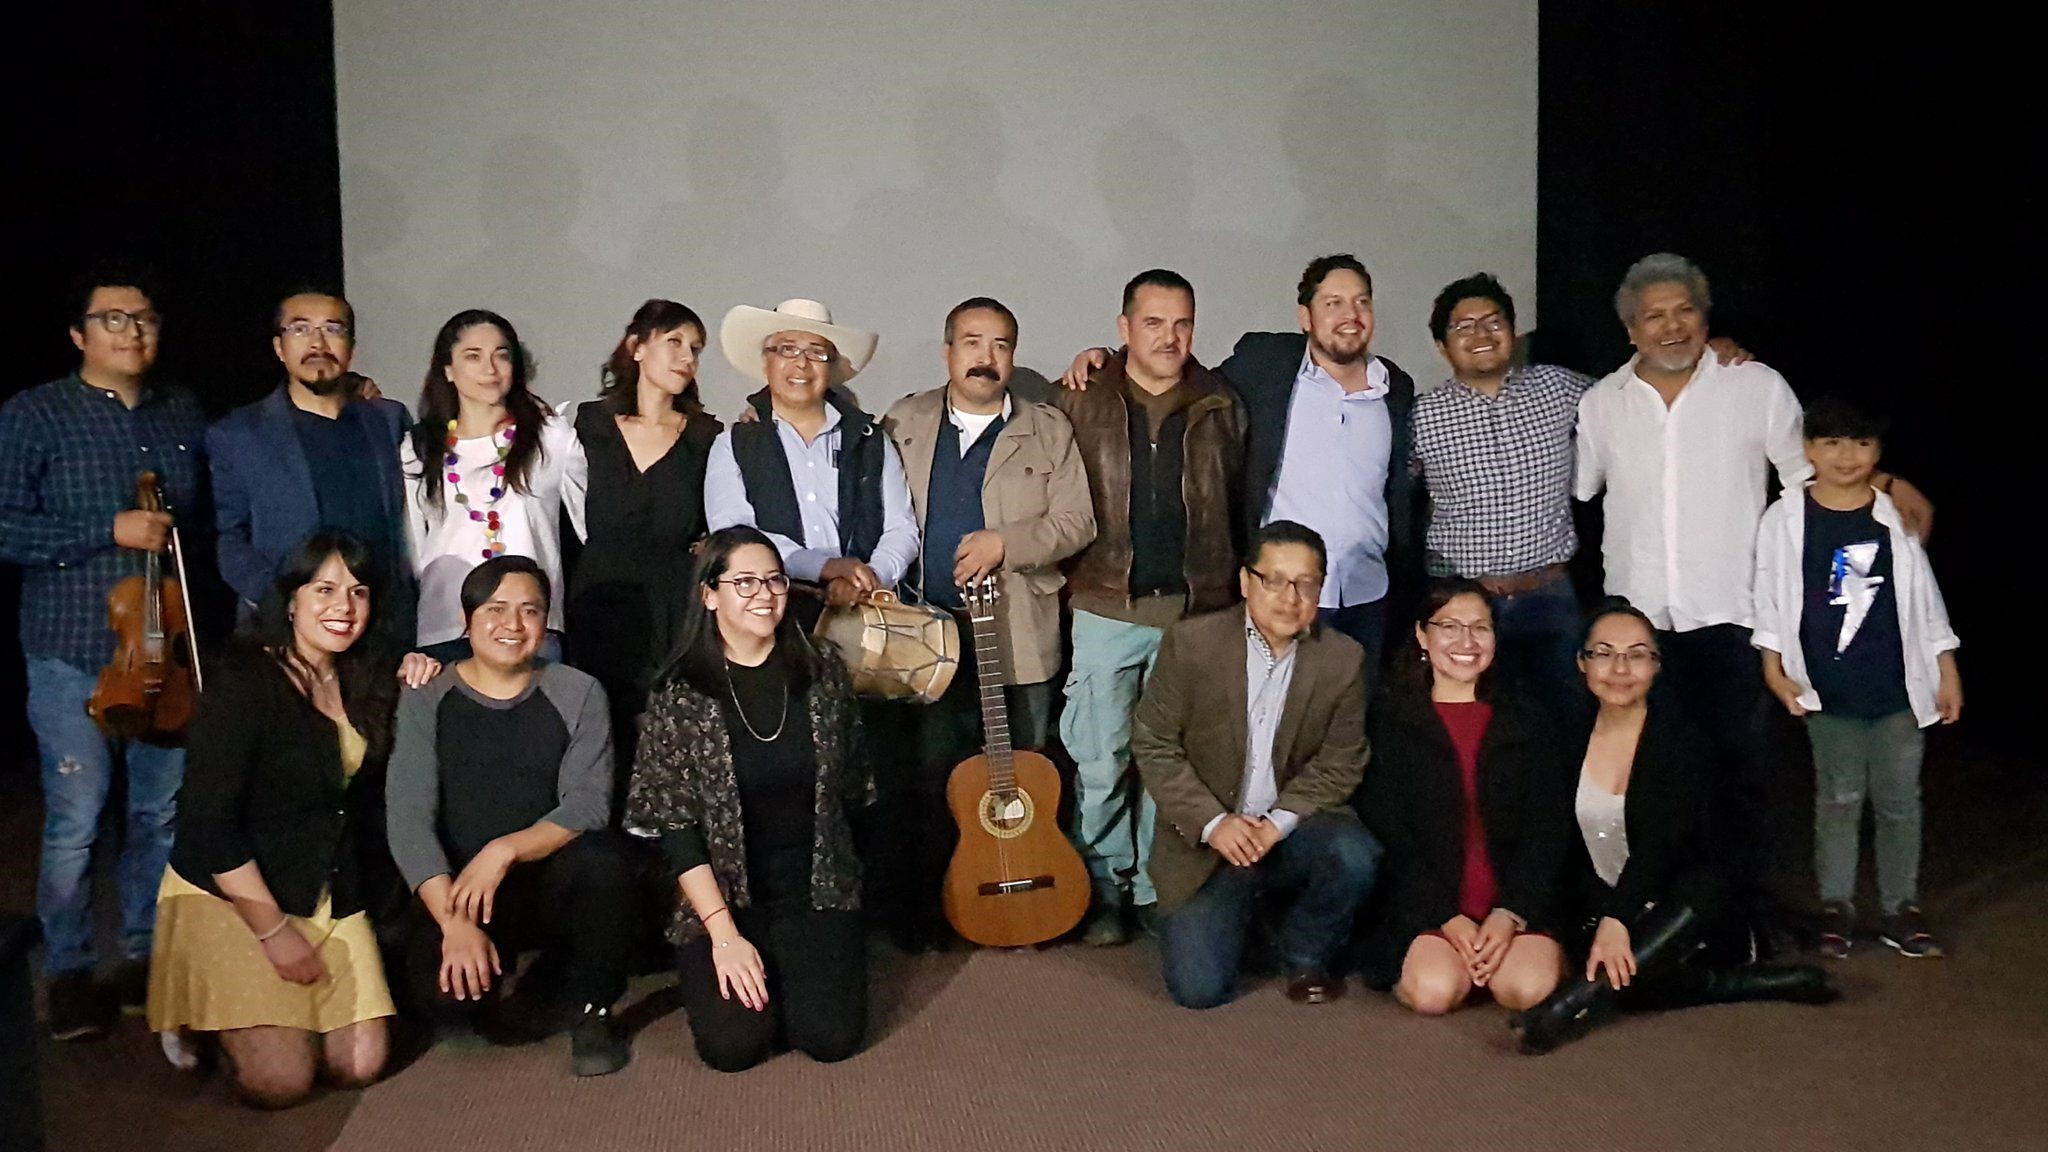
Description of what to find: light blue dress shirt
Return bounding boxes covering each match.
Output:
[1264,352,1393,609]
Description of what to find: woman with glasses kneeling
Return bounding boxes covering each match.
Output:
[1356,579,1573,1017]
[1511,599,1835,1055]
[148,532,438,1107]
[626,526,871,1071]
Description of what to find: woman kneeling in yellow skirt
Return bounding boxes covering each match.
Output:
[149,531,437,1107]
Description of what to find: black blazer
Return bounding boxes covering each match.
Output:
[1217,331,1420,585]
[1355,688,1574,980]
[1563,699,1719,925]
[171,649,390,918]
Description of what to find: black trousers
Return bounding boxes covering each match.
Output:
[402,832,639,1022]
[1656,625,1774,908]
[676,906,866,1072]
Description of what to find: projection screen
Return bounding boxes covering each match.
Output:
[336,0,1536,417]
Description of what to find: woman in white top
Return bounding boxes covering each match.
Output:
[401,309,585,661]
[1512,599,1833,1055]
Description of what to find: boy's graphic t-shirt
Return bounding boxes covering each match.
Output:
[1799,492,1910,718]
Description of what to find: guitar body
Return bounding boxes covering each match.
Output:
[942,749,1091,947]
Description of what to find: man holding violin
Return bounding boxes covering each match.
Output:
[0,264,209,1040]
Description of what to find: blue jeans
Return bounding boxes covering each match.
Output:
[1318,599,1385,671]
[26,657,184,975]
[1489,576,1583,709]
[1060,611,1164,907]
[1159,810,1382,1009]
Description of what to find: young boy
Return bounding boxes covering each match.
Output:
[1751,394,1963,960]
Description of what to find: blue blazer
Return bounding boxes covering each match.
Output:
[207,386,410,608]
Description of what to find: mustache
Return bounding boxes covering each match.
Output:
[966,365,1000,380]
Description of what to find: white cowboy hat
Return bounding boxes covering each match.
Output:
[719,298,878,386]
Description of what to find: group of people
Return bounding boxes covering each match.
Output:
[0,248,1961,1105]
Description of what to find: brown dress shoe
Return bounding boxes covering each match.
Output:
[1285,970,1343,1005]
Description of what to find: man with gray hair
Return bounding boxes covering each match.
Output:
[1574,253,1930,950]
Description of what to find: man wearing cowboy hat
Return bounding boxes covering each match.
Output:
[703,298,920,617]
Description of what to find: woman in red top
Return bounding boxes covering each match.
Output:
[1355,579,1573,1015]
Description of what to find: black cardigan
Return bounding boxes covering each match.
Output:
[170,649,389,918]
[1562,699,1720,926]
[1355,688,1574,981]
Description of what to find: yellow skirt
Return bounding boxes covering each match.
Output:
[146,867,395,1034]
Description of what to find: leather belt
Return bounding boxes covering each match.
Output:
[1476,563,1569,598]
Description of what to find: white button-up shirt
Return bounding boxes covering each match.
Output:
[1574,347,1810,631]
[1265,353,1393,609]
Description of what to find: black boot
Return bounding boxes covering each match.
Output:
[1512,903,1704,1055]
[1653,962,1839,1008]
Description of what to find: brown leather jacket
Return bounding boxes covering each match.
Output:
[1057,352,1248,615]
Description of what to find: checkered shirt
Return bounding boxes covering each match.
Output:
[1411,364,1593,578]
[0,374,208,670]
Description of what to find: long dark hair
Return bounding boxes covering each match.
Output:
[662,526,829,695]
[408,309,549,511]
[249,530,399,758]
[1397,577,1499,700]
[598,299,706,418]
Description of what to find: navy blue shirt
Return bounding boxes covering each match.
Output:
[0,374,208,670]
[1799,493,1910,719]
[290,404,391,574]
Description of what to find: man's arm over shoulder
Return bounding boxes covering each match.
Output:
[1131,620,1230,847]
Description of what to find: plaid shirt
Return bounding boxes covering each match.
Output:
[0,374,208,670]
[1412,364,1593,578]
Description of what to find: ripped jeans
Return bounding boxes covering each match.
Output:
[26,657,183,975]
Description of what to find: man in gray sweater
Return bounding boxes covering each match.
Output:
[386,555,635,1077]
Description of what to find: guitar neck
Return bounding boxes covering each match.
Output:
[966,597,1015,793]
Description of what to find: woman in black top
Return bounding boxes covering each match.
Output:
[1512,600,1834,1055]
[1357,580,1572,1017]
[564,299,724,775]
[625,526,870,1072]
[148,531,438,1107]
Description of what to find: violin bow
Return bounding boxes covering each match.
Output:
[167,523,204,692]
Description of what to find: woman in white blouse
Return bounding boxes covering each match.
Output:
[1511,599,1834,1054]
[401,310,585,661]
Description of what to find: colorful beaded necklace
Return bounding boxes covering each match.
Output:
[445,418,513,560]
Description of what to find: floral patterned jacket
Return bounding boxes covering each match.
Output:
[625,651,870,944]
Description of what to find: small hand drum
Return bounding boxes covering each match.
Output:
[813,589,960,704]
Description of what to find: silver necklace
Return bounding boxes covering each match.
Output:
[725,661,787,743]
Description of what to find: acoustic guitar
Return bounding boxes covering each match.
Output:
[942,577,1091,947]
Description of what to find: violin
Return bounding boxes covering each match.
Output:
[88,472,204,744]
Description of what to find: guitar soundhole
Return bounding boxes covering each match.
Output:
[976,789,1034,840]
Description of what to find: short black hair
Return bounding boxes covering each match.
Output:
[1801,391,1890,442]
[68,260,162,326]
[460,555,551,621]
[1429,273,1518,343]
[273,286,356,336]
[1246,519,1327,578]
[1122,268,1194,314]
[1579,596,1658,654]
[943,296,1018,344]
[1296,254,1373,307]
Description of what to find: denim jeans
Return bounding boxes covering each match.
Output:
[1060,610,1165,907]
[1807,710,1924,915]
[1317,599,1386,672]
[1158,810,1382,1009]
[26,657,184,975]
[1489,576,1583,710]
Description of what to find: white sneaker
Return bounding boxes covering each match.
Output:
[159,1029,202,1072]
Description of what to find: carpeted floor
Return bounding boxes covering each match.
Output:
[20,726,2048,1151]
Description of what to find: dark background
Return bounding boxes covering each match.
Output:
[4,3,2031,781]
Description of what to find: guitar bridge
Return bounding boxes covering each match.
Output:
[977,875,1057,896]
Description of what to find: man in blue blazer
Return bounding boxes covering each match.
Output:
[208,289,412,636]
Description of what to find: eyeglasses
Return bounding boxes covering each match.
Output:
[279,320,352,341]
[1426,619,1495,642]
[765,342,832,364]
[1447,313,1508,338]
[1581,646,1660,669]
[84,309,162,334]
[1246,566,1322,601]
[717,573,792,598]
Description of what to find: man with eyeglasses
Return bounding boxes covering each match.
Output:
[0,264,207,1039]
[206,288,412,639]
[1132,519,1379,1009]
[704,298,919,619]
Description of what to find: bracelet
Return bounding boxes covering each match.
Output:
[254,916,291,942]
[702,905,732,928]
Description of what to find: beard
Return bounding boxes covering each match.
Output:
[298,366,350,397]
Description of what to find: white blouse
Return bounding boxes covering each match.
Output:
[1575,763,1630,889]
[400,407,587,646]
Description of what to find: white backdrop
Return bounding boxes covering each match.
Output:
[335,0,1535,417]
